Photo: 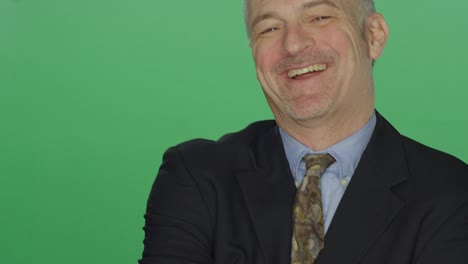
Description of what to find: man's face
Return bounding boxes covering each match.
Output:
[248,0,384,125]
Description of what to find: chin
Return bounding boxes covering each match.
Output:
[284,104,331,122]
[283,96,332,122]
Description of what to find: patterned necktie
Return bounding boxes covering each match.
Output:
[291,153,336,264]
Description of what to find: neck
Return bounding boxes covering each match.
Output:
[276,106,374,151]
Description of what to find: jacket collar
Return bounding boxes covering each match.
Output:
[235,112,409,264]
[317,112,408,263]
[235,123,297,264]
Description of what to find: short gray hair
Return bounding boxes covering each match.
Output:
[356,0,376,24]
[243,0,376,40]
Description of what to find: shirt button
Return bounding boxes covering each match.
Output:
[341,179,348,186]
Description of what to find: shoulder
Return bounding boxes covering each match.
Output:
[401,136,467,177]
[154,120,278,194]
[164,120,277,166]
[376,112,467,188]
[399,135,468,200]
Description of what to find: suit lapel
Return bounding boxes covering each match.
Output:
[317,113,408,264]
[235,125,297,264]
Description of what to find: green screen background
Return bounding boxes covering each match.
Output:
[1,1,467,263]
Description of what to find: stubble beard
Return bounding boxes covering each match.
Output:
[279,78,334,122]
[273,50,338,122]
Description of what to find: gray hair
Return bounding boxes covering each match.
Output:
[243,0,376,40]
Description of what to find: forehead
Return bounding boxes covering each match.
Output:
[247,0,359,32]
[248,0,354,18]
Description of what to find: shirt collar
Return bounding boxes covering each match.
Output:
[279,112,376,181]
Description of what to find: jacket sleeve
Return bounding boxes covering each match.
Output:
[415,200,468,264]
[139,146,214,264]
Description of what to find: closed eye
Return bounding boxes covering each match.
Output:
[260,27,280,35]
[311,16,331,22]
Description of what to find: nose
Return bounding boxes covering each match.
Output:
[281,25,314,56]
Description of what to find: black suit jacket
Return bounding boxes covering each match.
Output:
[140,113,468,264]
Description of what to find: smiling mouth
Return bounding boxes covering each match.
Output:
[287,64,327,79]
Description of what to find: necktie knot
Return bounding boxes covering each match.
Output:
[303,153,336,177]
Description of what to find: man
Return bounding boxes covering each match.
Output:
[140,0,468,263]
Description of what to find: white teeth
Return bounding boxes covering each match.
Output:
[288,64,327,78]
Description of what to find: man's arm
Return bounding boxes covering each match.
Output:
[415,200,468,264]
[139,147,214,264]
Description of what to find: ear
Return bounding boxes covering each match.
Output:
[366,13,389,60]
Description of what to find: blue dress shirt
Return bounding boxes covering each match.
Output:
[279,112,376,233]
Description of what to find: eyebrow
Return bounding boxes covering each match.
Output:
[302,0,338,10]
[250,0,338,31]
[249,12,280,32]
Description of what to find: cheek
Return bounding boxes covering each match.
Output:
[320,29,351,59]
[320,23,367,62]
[341,27,370,62]
[254,50,270,70]
[253,40,282,72]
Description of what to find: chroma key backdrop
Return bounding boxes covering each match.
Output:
[1,1,467,263]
